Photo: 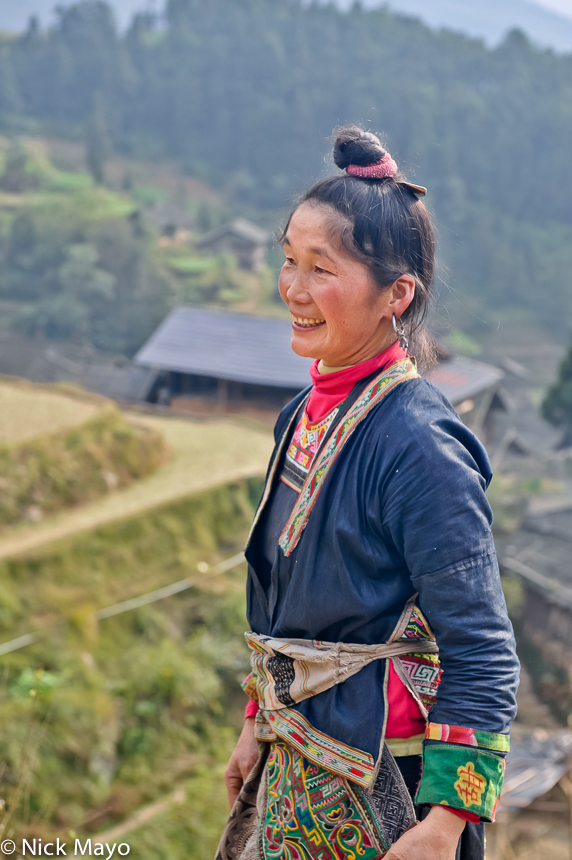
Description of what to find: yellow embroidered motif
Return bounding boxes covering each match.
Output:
[454,762,487,808]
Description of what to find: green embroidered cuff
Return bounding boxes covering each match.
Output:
[415,743,506,822]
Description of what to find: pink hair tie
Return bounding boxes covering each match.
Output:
[346,153,397,179]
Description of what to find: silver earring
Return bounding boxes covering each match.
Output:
[392,314,408,352]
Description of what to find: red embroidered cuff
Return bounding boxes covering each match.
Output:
[434,805,480,824]
[245,699,259,719]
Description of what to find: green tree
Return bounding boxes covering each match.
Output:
[0,45,22,120]
[85,94,111,184]
[0,204,174,354]
[0,139,37,194]
[542,340,572,447]
[15,242,116,341]
[3,0,572,333]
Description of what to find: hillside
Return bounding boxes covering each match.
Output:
[4,0,572,51]
[1,0,572,342]
[0,378,99,444]
[362,0,572,51]
[0,393,273,855]
[0,410,274,560]
[0,378,168,528]
[0,137,279,358]
[0,477,262,857]
[0,0,145,31]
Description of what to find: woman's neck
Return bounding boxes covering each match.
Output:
[317,337,399,375]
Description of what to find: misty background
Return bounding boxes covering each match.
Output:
[0,2,571,857]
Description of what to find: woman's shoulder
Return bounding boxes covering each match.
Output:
[370,376,492,479]
[376,375,458,428]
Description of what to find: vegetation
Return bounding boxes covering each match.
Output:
[542,337,572,446]
[0,378,99,444]
[0,478,262,856]
[0,380,168,528]
[0,1,570,335]
[0,165,174,355]
[0,137,280,355]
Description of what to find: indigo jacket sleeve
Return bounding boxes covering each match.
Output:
[379,383,519,820]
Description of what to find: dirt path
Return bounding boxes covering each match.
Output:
[92,786,187,845]
[0,413,273,561]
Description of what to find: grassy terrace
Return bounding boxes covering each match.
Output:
[0,479,263,858]
[0,380,169,532]
[0,381,273,857]
[0,411,273,561]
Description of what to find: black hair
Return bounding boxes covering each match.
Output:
[283,126,436,363]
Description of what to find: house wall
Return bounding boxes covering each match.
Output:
[201,237,265,270]
[165,371,300,409]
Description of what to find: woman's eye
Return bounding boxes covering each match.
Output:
[284,257,295,266]
[315,266,328,274]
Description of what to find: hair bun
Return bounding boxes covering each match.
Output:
[333,126,387,169]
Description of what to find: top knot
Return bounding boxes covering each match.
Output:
[333,126,388,169]
[332,125,426,195]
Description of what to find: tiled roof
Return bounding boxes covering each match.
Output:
[135,307,507,400]
[134,306,313,389]
[424,355,503,403]
[196,218,269,248]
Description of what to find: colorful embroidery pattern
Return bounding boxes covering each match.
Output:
[241,671,258,703]
[215,740,416,860]
[254,707,376,789]
[398,653,442,709]
[279,359,418,556]
[415,743,506,822]
[281,406,339,493]
[426,723,511,753]
[454,762,487,808]
[401,604,435,641]
[259,741,394,859]
[394,602,442,710]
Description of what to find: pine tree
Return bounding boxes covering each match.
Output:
[542,340,572,447]
[0,45,22,121]
[0,139,30,193]
[85,93,111,185]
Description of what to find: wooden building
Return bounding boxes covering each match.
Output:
[128,307,312,413]
[195,218,269,271]
[425,355,505,442]
[127,307,509,429]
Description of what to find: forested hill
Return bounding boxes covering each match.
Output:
[373,0,572,52]
[1,0,572,333]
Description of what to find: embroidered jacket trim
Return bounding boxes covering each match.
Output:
[279,359,419,556]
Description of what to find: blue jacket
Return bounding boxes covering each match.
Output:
[245,373,519,819]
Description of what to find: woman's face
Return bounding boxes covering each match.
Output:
[279,202,413,367]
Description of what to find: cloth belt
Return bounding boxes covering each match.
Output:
[246,631,439,711]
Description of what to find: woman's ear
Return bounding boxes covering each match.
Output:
[387,275,415,319]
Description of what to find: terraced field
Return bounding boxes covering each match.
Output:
[0,380,273,858]
[0,377,101,444]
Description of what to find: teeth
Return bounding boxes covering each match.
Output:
[292,316,325,327]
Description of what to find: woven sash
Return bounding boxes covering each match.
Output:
[246,631,439,711]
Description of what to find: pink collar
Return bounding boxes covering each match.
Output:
[306,340,406,424]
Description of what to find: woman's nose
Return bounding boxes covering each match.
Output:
[284,271,311,303]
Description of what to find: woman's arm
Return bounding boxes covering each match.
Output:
[224,717,258,807]
[380,388,519,820]
[385,807,465,860]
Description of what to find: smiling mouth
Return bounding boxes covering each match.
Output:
[291,315,326,330]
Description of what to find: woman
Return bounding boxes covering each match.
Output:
[217,127,519,860]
